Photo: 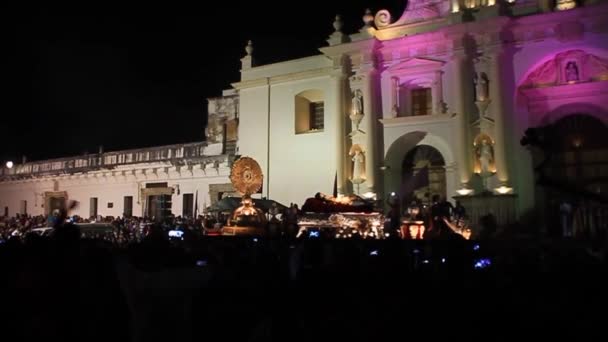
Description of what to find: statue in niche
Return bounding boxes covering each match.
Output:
[205,116,224,144]
[565,61,579,82]
[351,150,366,183]
[352,89,364,115]
[473,72,489,102]
[476,139,494,176]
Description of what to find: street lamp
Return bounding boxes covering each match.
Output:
[5,161,13,169]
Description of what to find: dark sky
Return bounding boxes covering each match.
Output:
[2,1,405,163]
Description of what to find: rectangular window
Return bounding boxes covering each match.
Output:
[90,197,98,218]
[182,193,194,218]
[309,102,324,130]
[4,206,8,217]
[411,88,432,116]
[124,196,133,217]
[146,182,168,188]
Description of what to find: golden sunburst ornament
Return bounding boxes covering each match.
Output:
[230,156,263,196]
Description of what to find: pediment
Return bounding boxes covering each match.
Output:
[520,50,608,89]
[387,57,445,73]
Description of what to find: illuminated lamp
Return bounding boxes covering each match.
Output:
[5,161,13,169]
[363,191,376,199]
[494,186,513,195]
[456,188,473,196]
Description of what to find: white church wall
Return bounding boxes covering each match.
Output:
[237,85,270,197]
[266,76,337,207]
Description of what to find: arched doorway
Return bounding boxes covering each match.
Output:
[529,114,608,237]
[401,145,446,206]
[536,114,608,194]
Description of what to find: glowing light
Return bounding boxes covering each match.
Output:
[494,186,513,194]
[5,161,13,169]
[363,191,376,199]
[390,192,396,196]
[456,188,473,196]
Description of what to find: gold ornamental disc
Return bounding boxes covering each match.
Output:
[230,156,263,196]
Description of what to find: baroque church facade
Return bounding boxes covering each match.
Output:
[234,0,608,225]
[1,0,607,227]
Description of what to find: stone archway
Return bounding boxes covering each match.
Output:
[402,145,446,206]
[527,113,608,236]
[384,132,455,209]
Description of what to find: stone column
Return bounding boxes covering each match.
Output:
[488,50,509,186]
[331,72,346,195]
[451,53,471,188]
[433,70,444,115]
[361,67,377,194]
[391,77,399,117]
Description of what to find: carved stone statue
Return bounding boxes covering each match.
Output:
[352,89,363,115]
[565,61,579,82]
[474,72,489,102]
[351,150,366,183]
[477,140,494,176]
[205,115,224,144]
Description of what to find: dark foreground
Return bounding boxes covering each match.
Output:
[1,234,606,342]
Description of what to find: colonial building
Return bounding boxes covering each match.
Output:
[0,90,239,219]
[2,0,608,228]
[234,0,608,225]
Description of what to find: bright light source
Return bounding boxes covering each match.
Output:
[5,161,13,169]
[456,188,473,196]
[390,192,396,196]
[363,191,376,199]
[494,186,512,194]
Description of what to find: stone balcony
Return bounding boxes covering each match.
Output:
[0,141,230,181]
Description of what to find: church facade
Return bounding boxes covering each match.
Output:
[234,0,608,224]
[1,0,607,227]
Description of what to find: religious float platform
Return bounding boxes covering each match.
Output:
[296,193,387,239]
[220,156,268,236]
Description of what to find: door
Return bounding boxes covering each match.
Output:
[147,195,172,220]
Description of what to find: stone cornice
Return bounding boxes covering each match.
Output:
[521,80,608,103]
[232,67,334,89]
[380,113,452,128]
[0,155,230,183]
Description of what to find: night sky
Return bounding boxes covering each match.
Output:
[2,1,405,163]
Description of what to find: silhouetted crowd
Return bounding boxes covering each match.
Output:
[1,210,607,342]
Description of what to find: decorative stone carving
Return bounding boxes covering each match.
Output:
[473,134,496,191]
[565,61,579,82]
[521,50,608,88]
[474,72,489,102]
[327,15,348,46]
[349,89,365,134]
[205,115,224,144]
[350,148,366,184]
[392,0,450,26]
[245,40,253,56]
[352,89,364,115]
[362,9,374,27]
[333,15,343,32]
[374,9,392,28]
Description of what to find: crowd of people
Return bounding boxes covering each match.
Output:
[1,206,606,342]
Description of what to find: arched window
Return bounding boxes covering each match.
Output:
[295,89,324,134]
